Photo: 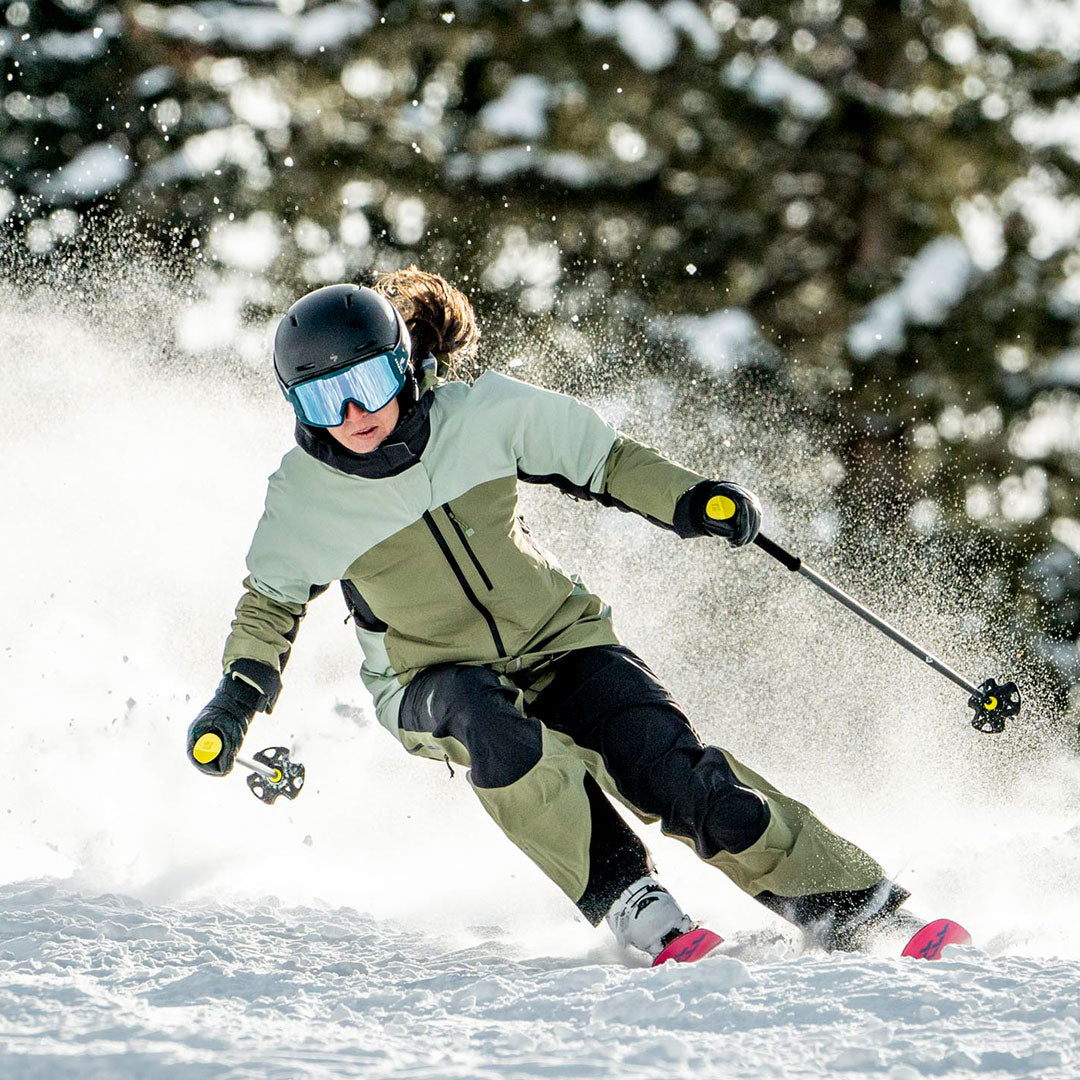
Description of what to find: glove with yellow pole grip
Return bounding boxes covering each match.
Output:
[186,675,262,776]
[673,479,762,547]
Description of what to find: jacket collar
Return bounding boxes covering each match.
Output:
[294,390,434,479]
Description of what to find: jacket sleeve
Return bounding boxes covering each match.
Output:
[219,469,330,711]
[498,372,709,532]
[221,576,326,711]
[596,435,711,532]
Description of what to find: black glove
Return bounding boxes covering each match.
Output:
[186,675,262,777]
[676,480,762,547]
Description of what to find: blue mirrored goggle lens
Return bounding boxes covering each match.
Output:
[289,352,406,427]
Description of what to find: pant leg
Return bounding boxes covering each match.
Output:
[398,663,650,924]
[527,645,907,937]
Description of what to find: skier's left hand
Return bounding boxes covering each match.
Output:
[696,480,762,547]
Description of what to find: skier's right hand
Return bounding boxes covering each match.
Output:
[675,479,762,547]
[699,481,761,548]
[186,675,260,776]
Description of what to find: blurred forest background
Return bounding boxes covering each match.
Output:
[2,0,1079,728]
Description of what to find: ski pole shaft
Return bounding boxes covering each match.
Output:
[236,755,277,781]
[752,533,986,701]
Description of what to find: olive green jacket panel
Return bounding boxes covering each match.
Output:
[601,435,707,528]
[345,475,569,668]
[222,575,306,679]
[344,474,618,684]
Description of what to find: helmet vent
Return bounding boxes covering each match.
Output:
[289,315,299,327]
[296,362,317,372]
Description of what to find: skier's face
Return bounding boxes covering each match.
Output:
[327,397,400,454]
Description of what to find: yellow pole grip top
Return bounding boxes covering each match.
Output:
[705,495,737,521]
[193,732,223,764]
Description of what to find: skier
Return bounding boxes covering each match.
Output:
[186,269,966,964]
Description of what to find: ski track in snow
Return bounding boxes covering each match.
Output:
[1,881,1077,1080]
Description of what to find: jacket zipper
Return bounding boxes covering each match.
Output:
[422,510,506,657]
[445,506,494,590]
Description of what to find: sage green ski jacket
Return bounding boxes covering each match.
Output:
[222,371,709,733]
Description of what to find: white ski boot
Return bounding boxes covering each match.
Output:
[605,877,695,959]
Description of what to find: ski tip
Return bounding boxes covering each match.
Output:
[652,927,724,967]
[901,918,972,960]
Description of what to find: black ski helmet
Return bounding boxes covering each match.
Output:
[273,283,412,394]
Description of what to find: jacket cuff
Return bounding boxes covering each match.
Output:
[223,658,282,713]
[672,480,721,538]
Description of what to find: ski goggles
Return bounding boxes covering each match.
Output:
[286,346,408,427]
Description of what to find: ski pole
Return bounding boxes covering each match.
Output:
[236,755,277,780]
[752,533,1021,733]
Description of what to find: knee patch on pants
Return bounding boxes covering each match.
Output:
[400,664,543,789]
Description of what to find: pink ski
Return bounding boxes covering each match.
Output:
[901,918,971,960]
[652,928,724,966]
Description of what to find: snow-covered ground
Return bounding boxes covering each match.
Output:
[2,270,1079,1078]
[3,879,1077,1080]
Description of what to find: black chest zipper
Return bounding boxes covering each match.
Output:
[422,510,506,657]
[445,506,494,590]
